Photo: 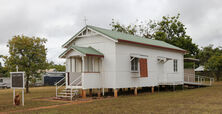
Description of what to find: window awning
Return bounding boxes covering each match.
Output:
[157,56,172,63]
[59,45,104,58]
[130,54,148,60]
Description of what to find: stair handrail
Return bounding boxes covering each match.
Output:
[69,75,82,86]
[55,77,66,98]
[55,77,65,86]
[76,80,82,86]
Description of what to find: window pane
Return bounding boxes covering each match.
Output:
[173,59,178,72]
[70,58,72,72]
[131,57,138,71]
[88,56,93,72]
[135,58,138,71]
[94,57,99,72]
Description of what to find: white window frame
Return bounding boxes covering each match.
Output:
[173,59,178,72]
[130,57,139,72]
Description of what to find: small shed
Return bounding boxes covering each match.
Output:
[43,72,65,86]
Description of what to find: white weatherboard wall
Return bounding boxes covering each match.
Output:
[72,34,117,88]
[64,32,184,89]
[82,73,101,89]
[115,43,184,88]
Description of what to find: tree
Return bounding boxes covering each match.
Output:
[0,62,3,77]
[152,14,199,57]
[0,56,9,77]
[47,61,66,72]
[110,14,199,57]
[110,19,137,35]
[205,56,222,81]
[110,19,155,39]
[3,35,48,93]
[197,45,222,65]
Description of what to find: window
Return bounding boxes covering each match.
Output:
[173,59,178,72]
[131,57,139,72]
[0,79,3,83]
[94,57,100,72]
[70,58,72,72]
[85,56,100,72]
[87,56,93,72]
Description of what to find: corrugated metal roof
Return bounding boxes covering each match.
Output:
[62,25,186,52]
[59,45,104,58]
[87,25,185,52]
[72,45,103,56]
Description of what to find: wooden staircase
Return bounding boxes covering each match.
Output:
[55,73,82,101]
[57,88,79,100]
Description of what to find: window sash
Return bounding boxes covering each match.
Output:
[131,57,139,72]
[173,59,178,72]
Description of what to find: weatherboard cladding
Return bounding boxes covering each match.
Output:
[62,25,186,53]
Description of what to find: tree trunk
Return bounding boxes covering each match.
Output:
[26,75,30,93]
[216,72,220,81]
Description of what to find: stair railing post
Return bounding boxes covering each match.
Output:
[56,84,58,98]
[188,75,190,82]
[201,77,202,84]
[70,87,72,101]
[204,77,206,83]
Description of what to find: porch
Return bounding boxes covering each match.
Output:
[56,46,104,100]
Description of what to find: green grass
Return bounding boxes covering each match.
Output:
[1,83,222,113]
[0,86,65,112]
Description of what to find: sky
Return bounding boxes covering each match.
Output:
[0,0,222,65]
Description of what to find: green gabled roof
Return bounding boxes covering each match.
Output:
[62,25,186,52]
[87,25,185,52]
[59,45,104,58]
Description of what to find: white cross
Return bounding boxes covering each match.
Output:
[16,65,18,72]
[83,16,88,25]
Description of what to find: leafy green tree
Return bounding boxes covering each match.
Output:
[110,19,156,39]
[205,56,222,81]
[197,45,222,65]
[0,62,3,77]
[110,14,199,57]
[0,56,9,77]
[110,19,137,35]
[153,14,199,57]
[48,61,66,72]
[3,35,48,93]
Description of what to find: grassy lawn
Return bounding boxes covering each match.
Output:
[0,86,65,112]
[1,82,222,113]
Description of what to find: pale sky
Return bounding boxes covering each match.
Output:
[0,0,222,65]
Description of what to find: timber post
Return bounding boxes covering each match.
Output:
[114,89,118,98]
[82,89,86,99]
[134,87,138,96]
[151,86,154,93]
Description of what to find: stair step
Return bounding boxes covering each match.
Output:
[57,95,73,98]
[62,89,79,91]
[58,92,78,95]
